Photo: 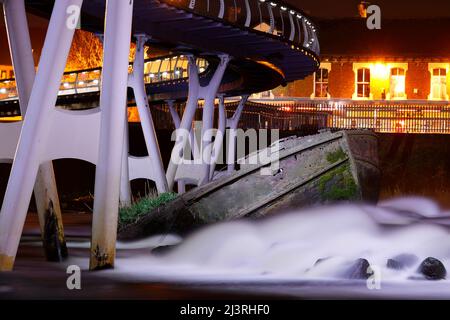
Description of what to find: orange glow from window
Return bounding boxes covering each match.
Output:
[393,78,405,95]
[373,63,389,78]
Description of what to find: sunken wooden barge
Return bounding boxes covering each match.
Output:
[119,130,380,240]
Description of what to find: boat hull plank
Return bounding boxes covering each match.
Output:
[118,130,380,240]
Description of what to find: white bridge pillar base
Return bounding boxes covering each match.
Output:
[2,0,68,262]
[0,0,169,271]
[0,0,83,271]
[90,0,134,271]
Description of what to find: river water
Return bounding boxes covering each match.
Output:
[50,196,450,299]
[3,196,450,299]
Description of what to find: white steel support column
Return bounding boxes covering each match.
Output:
[199,55,230,185]
[166,55,230,190]
[209,95,226,179]
[0,0,83,271]
[166,56,200,190]
[90,0,134,270]
[168,99,197,161]
[128,35,168,194]
[3,0,34,110]
[120,115,132,206]
[167,99,186,193]
[167,100,180,128]
[3,0,68,262]
[227,95,249,173]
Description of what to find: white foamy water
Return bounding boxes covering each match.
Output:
[68,197,450,298]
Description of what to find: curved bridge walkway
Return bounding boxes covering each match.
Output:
[0,55,209,105]
[0,0,319,271]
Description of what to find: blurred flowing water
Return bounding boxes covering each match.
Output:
[65,197,450,298]
[5,196,450,299]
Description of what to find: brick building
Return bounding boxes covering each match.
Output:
[271,18,450,101]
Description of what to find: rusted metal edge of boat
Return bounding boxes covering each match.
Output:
[118,130,380,240]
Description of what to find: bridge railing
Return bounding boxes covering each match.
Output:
[164,0,319,54]
[144,99,328,132]
[0,55,208,101]
[251,98,450,134]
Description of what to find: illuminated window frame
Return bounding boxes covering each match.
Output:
[389,67,407,100]
[311,62,331,99]
[352,63,373,100]
[428,63,449,101]
[357,68,371,99]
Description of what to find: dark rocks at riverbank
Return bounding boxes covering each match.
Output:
[345,258,371,280]
[387,254,419,270]
[417,257,446,280]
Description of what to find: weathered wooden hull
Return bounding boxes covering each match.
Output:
[118,130,380,240]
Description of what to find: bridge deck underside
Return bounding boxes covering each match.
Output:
[25,0,318,93]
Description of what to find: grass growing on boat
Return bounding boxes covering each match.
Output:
[326,147,347,164]
[318,163,358,201]
[118,192,177,228]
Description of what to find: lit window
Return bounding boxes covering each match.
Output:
[314,68,329,98]
[260,90,273,98]
[390,68,406,99]
[174,67,183,79]
[431,68,447,100]
[357,68,371,98]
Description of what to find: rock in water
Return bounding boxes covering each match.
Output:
[392,253,418,268]
[387,259,404,270]
[346,258,371,279]
[418,257,446,280]
[387,254,419,270]
[151,245,177,256]
[314,257,331,266]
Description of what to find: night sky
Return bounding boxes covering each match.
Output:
[1,1,450,28]
[287,0,450,19]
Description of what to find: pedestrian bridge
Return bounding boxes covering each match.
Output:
[27,0,319,86]
[0,55,211,115]
[0,0,320,271]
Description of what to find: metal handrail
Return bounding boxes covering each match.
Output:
[248,98,450,134]
[163,0,320,55]
[251,97,450,106]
